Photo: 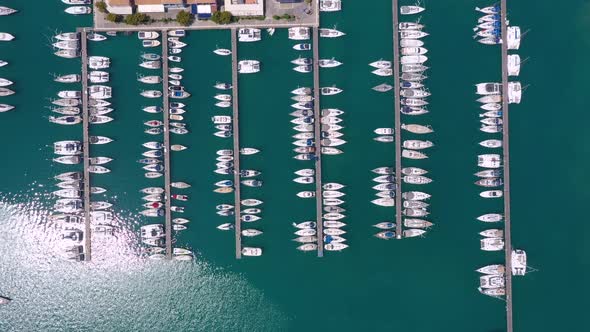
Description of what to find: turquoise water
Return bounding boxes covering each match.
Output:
[0,1,588,331]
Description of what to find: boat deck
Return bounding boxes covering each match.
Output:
[392,0,403,239]
[231,28,243,259]
[79,28,92,261]
[500,1,514,331]
[312,27,324,257]
[161,30,173,259]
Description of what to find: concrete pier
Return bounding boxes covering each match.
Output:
[499,1,513,331]
[161,30,173,259]
[391,0,403,238]
[79,28,92,261]
[231,28,242,259]
[312,27,324,257]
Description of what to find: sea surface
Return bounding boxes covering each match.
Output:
[0,1,588,331]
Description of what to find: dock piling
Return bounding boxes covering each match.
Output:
[161,30,173,259]
[312,27,324,257]
[391,1,403,238]
[79,28,92,261]
[231,28,242,259]
[500,1,514,331]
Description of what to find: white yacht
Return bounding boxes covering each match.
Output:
[321,86,342,95]
[404,218,433,228]
[507,26,521,50]
[399,30,428,39]
[402,167,427,175]
[0,6,17,16]
[288,27,310,40]
[319,28,345,38]
[213,48,231,56]
[477,213,504,222]
[64,6,91,15]
[400,39,424,47]
[372,68,393,76]
[476,264,505,275]
[401,55,428,64]
[238,28,261,42]
[403,139,433,150]
[401,123,433,134]
[478,154,501,168]
[238,60,260,74]
[0,33,15,41]
[319,58,343,68]
[507,54,521,76]
[319,0,342,11]
[138,31,159,40]
[401,47,428,55]
[89,71,109,83]
[400,5,425,15]
[369,60,391,69]
[511,249,528,276]
[242,247,262,256]
[372,198,394,207]
[403,175,432,184]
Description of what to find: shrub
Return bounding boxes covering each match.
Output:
[176,11,194,26]
[106,13,123,23]
[211,11,233,25]
[95,1,108,13]
[124,13,150,26]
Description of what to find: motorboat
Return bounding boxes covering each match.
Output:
[372,83,393,92]
[474,169,501,178]
[320,0,342,11]
[293,43,311,51]
[288,27,311,40]
[242,229,263,237]
[294,176,314,184]
[242,247,262,256]
[0,6,17,15]
[297,191,315,198]
[477,264,505,275]
[293,221,317,229]
[89,71,109,83]
[372,167,394,175]
[238,28,262,42]
[139,61,161,70]
[476,82,502,95]
[400,38,424,47]
[89,136,113,145]
[403,175,432,185]
[477,213,503,223]
[373,222,396,230]
[141,90,162,98]
[142,40,160,48]
[138,31,159,40]
[64,6,92,15]
[293,65,312,73]
[238,60,260,74]
[54,140,82,155]
[87,32,106,41]
[169,29,185,37]
[168,56,181,63]
[372,198,394,207]
[403,140,433,150]
[324,243,348,251]
[241,215,261,224]
[55,32,79,41]
[400,5,425,15]
[400,89,430,98]
[52,40,79,50]
[401,55,428,64]
[401,73,427,81]
[49,115,82,125]
[53,155,81,165]
[402,149,427,159]
[480,229,504,238]
[319,28,345,38]
[401,123,433,134]
[372,68,392,76]
[404,218,434,228]
[399,30,428,39]
[478,154,502,168]
[402,191,430,200]
[291,57,312,66]
[319,58,343,68]
[0,88,14,96]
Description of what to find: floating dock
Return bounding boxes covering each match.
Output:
[161,30,173,259]
[499,1,514,331]
[230,28,242,259]
[392,0,403,238]
[312,27,324,257]
[79,28,92,261]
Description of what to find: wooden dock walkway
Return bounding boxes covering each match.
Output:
[79,28,92,261]
[391,0,403,239]
[499,1,513,331]
[161,30,173,259]
[230,28,242,259]
[312,27,324,257]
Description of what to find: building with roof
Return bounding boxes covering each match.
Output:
[105,0,133,14]
[104,0,217,15]
[223,0,264,17]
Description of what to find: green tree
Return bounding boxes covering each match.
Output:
[95,1,108,13]
[176,11,194,26]
[211,11,233,25]
[124,13,150,26]
[106,13,123,23]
